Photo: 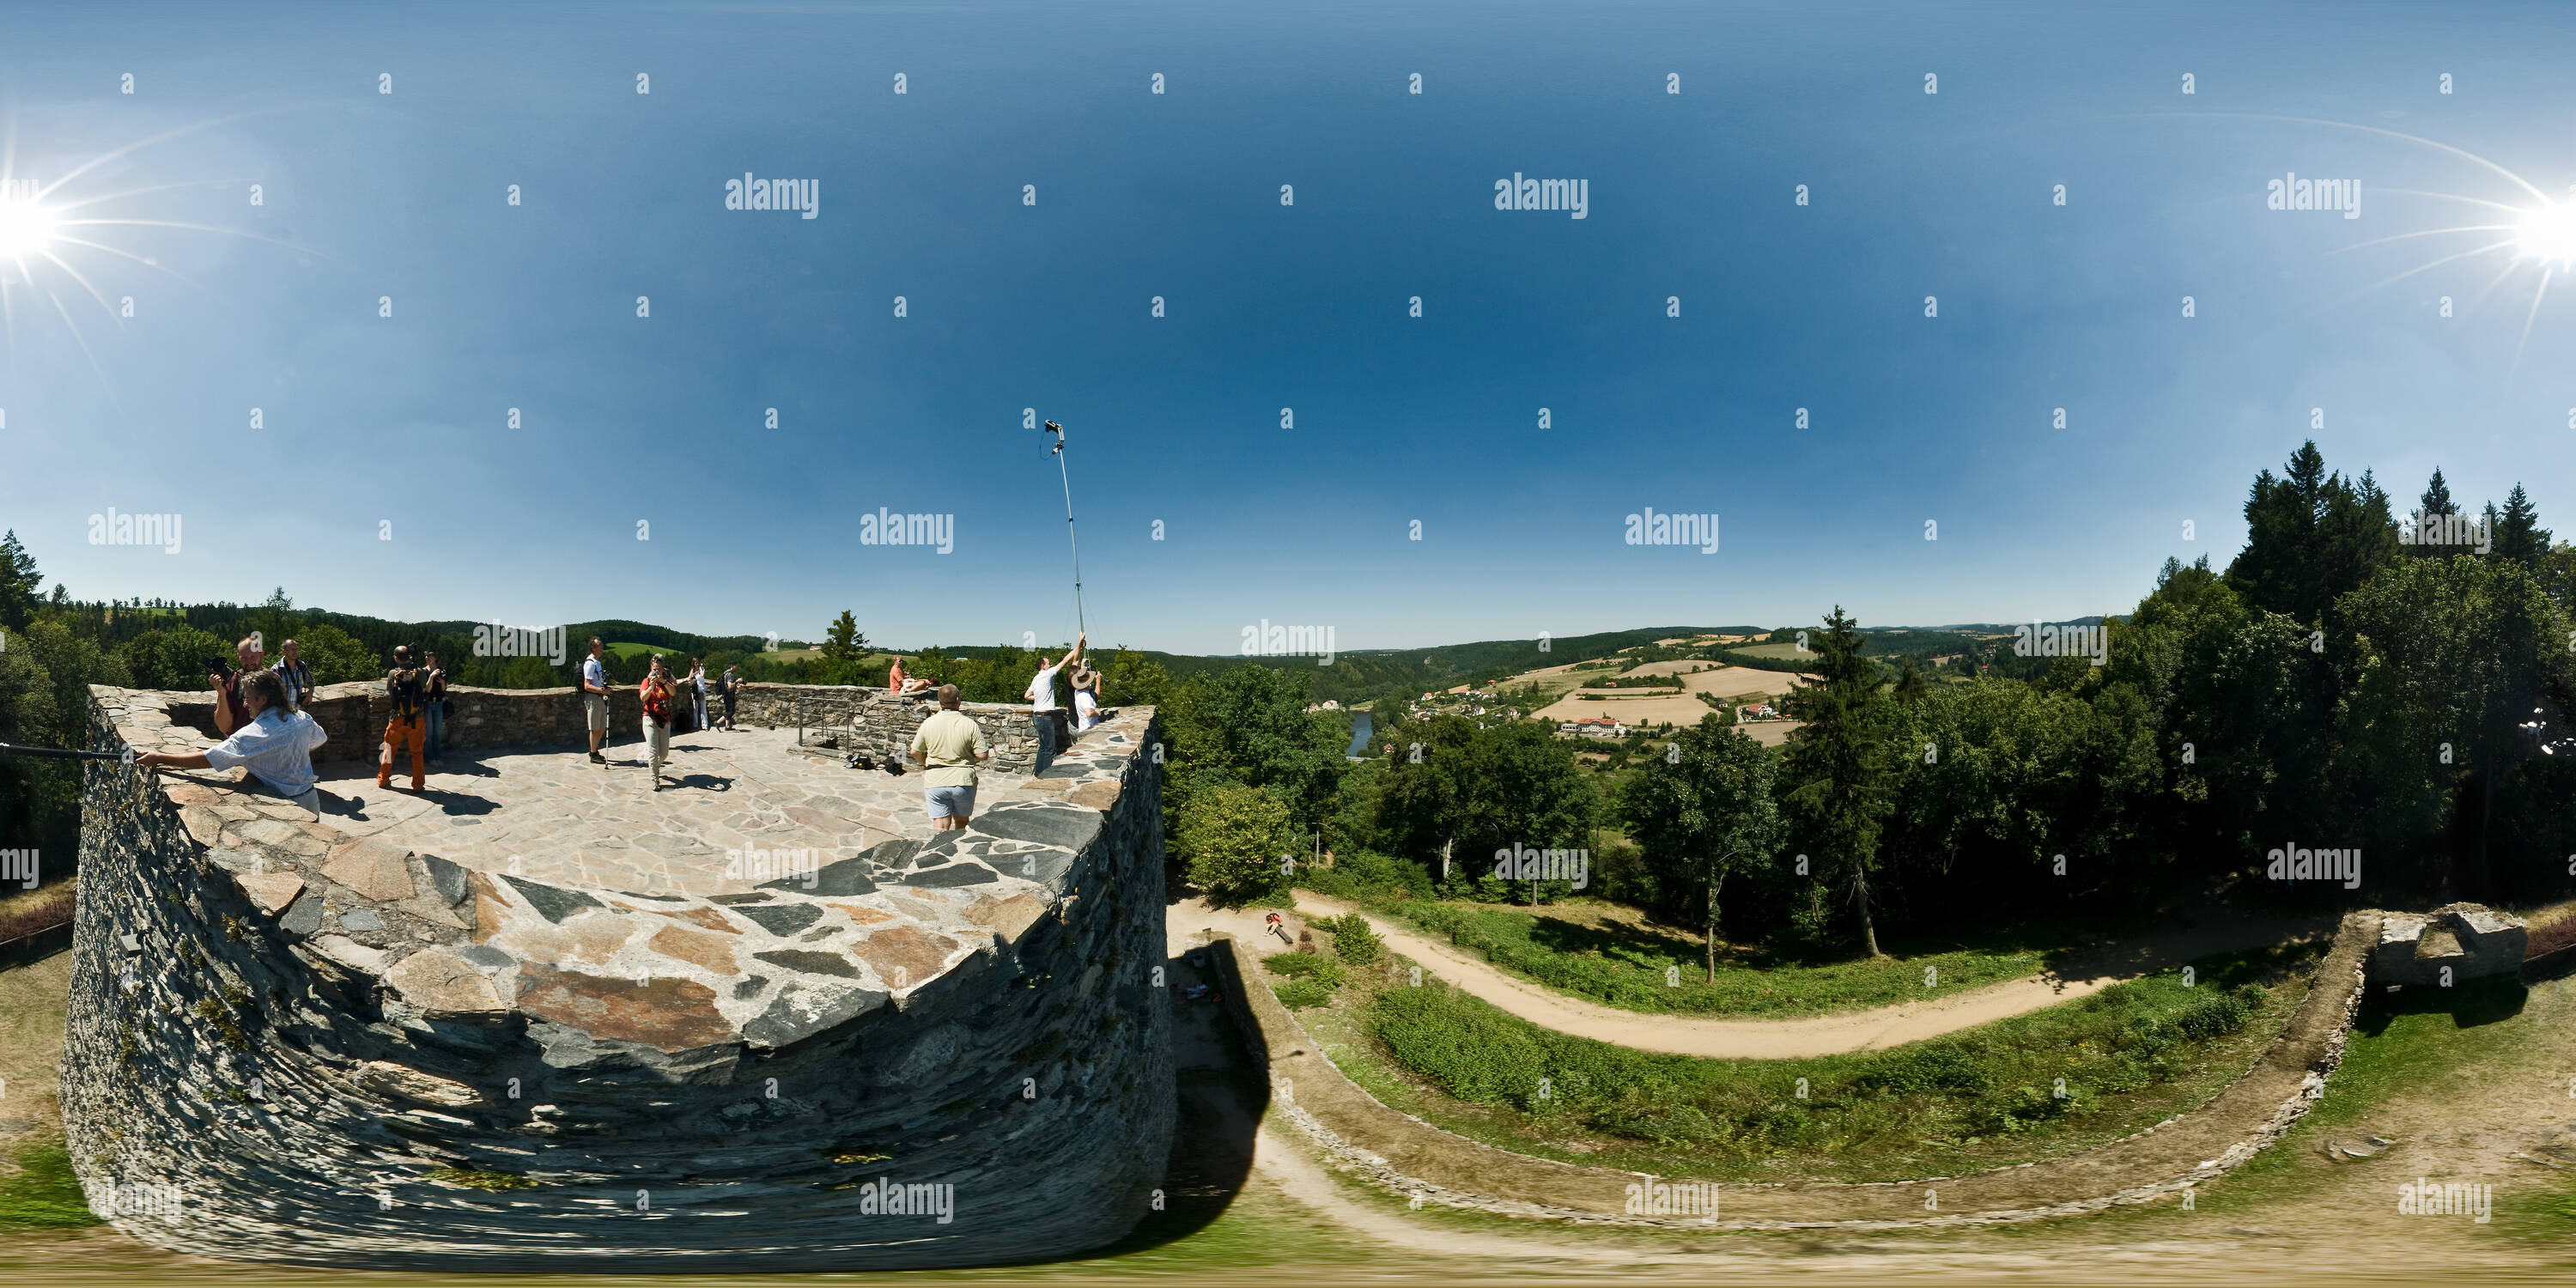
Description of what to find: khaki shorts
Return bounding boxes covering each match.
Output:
[585,693,609,732]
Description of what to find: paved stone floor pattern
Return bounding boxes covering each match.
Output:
[307,726,999,896]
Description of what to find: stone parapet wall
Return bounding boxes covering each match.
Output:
[63,685,1171,1270]
[159,681,1054,775]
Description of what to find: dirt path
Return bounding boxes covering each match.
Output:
[1236,893,2336,1059]
[1172,908,2374,1228]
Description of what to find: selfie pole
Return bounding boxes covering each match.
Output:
[1044,420,1086,638]
[0,742,131,762]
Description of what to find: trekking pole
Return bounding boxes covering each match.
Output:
[0,742,132,762]
[1042,420,1085,638]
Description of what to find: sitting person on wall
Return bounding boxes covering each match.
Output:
[137,669,328,817]
[885,654,933,698]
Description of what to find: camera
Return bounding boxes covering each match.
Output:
[204,656,229,677]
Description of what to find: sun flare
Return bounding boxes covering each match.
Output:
[0,194,59,259]
[2515,199,2576,267]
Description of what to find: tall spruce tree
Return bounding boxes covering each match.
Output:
[1778,607,1895,956]
[0,531,40,632]
[2226,442,2399,625]
[2411,468,2458,558]
[2493,483,2550,568]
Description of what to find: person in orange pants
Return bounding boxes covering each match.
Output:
[378,644,429,791]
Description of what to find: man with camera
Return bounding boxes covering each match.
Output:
[208,634,265,737]
[379,644,431,792]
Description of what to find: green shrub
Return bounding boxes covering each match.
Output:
[1180,784,1297,906]
[1330,914,1384,965]
[1264,951,1347,987]
[1273,979,1335,1010]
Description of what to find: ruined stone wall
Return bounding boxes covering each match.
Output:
[61,686,1171,1271]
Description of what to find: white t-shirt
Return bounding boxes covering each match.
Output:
[1026,663,1063,712]
[583,656,608,695]
[204,708,328,797]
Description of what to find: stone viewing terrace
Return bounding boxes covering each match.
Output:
[63,681,1172,1271]
[284,721,1082,899]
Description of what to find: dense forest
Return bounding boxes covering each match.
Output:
[5,443,2573,957]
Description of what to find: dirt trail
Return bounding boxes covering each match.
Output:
[1244,893,2336,1059]
[1172,906,2376,1229]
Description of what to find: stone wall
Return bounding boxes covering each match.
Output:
[62,684,1171,1271]
[2371,903,2528,987]
[162,680,1052,776]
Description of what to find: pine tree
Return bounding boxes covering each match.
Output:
[819,610,866,663]
[0,531,42,632]
[1778,607,1895,957]
[2493,483,2549,568]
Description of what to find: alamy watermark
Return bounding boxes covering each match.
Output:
[2397,1179,2491,1223]
[1624,1178,1717,1217]
[88,507,181,554]
[2268,841,2361,890]
[2266,172,2360,219]
[472,621,566,665]
[1241,620,1335,665]
[2013,621,2106,666]
[2405,508,2492,554]
[1,848,36,890]
[1625,507,1718,553]
[725,847,818,889]
[82,1178,183,1222]
[1492,843,1588,890]
[1494,172,1589,219]
[725,173,820,219]
[860,509,953,554]
[848,1176,955,1224]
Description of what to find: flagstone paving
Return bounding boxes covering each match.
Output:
[307,726,998,896]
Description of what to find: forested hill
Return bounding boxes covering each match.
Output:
[929,626,1767,706]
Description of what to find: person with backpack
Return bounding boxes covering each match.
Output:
[719,663,740,731]
[640,655,677,789]
[379,645,431,792]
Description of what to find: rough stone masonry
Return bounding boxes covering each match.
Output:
[60,683,1172,1271]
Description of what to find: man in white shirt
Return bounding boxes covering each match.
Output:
[580,636,611,763]
[137,669,329,817]
[1024,632,1081,774]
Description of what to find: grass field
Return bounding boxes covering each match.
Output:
[1369,897,2080,1018]
[1291,933,2318,1184]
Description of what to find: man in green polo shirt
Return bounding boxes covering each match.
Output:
[908,683,991,830]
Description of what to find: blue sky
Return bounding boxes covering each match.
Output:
[3,0,2571,653]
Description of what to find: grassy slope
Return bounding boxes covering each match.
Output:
[1283,939,2318,1185]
